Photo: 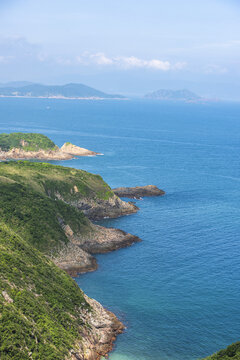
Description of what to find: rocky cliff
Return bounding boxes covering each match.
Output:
[113,185,165,199]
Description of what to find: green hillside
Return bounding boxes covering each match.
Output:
[202,342,240,360]
[0,223,91,360]
[0,161,114,202]
[0,161,114,254]
[0,161,122,359]
[0,133,57,152]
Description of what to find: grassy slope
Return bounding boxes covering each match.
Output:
[0,161,114,201]
[0,161,116,254]
[0,133,57,152]
[0,223,91,360]
[202,342,240,360]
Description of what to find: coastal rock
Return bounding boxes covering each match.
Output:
[113,185,165,199]
[54,222,141,276]
[70,295,124,360]
[52,242,98,276]
[71,224,141,254]
[61,142,99,156]
[0,147,74,160]
[61,193,139,220]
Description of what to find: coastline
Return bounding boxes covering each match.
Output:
[0,95,128,101]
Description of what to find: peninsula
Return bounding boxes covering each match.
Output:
[0,132,99,160]
[0,160,164,359]
[0,161,144,359]
[0,82,125,100]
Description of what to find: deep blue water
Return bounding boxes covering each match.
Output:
[0,98,240,360]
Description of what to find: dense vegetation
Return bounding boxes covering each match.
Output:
[203,342,240,360]
[0,179,89,253]
[0,133,56,152]
[0,161,114,201]
[0,161,115,254]
[0,223,91,360]
[0,161,117,359]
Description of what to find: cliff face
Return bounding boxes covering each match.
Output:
[70,295,124,360]
[53,222,141,276]
[62,193,139,220]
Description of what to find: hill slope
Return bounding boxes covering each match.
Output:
[0,161,139,274]
[0,223,124,360]
[0,82,124,99]
[0,161,140,359]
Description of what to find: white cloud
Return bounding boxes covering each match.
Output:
[89,52,113,65]
[75,52,185,71]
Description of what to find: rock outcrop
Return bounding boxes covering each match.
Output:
[53,222,141,276]
[0,147,73,160]
[61,142,99,156]
[113,185,165,199]
[70,295,125,360]
[55,193,139,220]
[0,143,99,160]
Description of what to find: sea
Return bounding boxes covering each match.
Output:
[1,98,240,360]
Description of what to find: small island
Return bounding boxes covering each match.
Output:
[144,88,203,103]
[0,132,100,160]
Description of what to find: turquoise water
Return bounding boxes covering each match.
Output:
[0,98,240,359]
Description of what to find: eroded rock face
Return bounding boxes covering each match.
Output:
[66,194,139,220]
[61,143,99,156]
[53,222,141,276]
[0,143,99,160]
[113,185,165,199]
[0,147,73,160]
[69,295,124,360]
[52,242,98,276]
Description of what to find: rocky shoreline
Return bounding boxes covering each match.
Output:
[0,142,99,160]
[70,295,125,360]
[51,184,164,359]
[53,222,141,276]
[113,185,165,199]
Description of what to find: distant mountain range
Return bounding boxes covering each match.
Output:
[0,82,124,99]
[144,89,202,102]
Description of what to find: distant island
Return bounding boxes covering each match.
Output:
[144,89,203,102]
[0,132,100,160]
[0,82,125,100]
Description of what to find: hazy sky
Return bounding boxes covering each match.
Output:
[0,0,240,98]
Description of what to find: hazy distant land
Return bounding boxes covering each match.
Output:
[144,89,204,102]
[0,82,125,100]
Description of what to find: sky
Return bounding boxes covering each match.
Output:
[0,0,240,99]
